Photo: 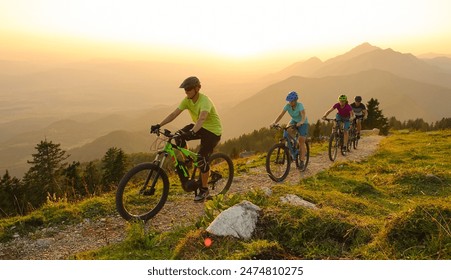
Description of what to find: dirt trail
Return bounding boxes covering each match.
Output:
[0,134,384,260]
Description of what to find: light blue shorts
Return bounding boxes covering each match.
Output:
[336,114,350,131]
[288,122,309,137]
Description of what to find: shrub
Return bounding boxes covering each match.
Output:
[384,203,451,259]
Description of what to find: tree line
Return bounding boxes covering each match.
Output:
[0,141,128,217]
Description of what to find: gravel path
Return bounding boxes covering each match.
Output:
[0,134,384,260]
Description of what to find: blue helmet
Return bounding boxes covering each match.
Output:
[286,91,298,102]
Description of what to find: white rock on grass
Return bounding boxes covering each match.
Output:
[280,194,318,210]
[206,200,261,240]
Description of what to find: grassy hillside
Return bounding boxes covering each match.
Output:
[1,130,450,259]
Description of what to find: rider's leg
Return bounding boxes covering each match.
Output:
[298,136,306,161]
[356,118,362,134]
[195,129,221,201]
[297,123,309,162]
[343,119,350,150]
[198,156,210,188]
[344,130,349,146]
[195,154,210,202]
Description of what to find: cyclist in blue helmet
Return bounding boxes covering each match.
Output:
[271,91,309,170]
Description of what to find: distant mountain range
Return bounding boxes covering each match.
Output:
[1,42,451,177]
[222,42,451,138]
[222,69,451,139]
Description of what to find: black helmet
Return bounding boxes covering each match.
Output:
[355,96,362,102]
[179,76,200,89]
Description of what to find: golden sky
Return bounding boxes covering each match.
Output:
[1,0,451,65]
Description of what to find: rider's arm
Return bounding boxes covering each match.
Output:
[322,107,334,119]
[272,109,286,126]
[159,108,183,127]
[192,111,208,133]
[297,109,306,127]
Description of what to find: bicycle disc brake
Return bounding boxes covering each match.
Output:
[140,187,156,196]
[208,171,222,189]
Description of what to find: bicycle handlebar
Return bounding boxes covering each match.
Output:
[151,128,180,139]
[270,124,297,130]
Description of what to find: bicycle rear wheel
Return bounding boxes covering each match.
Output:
[207,153,234,196]
[328,134,338,161]
[266,143,291,182]
[116,163,169,221]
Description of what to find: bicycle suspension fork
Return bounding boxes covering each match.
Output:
[141,152,168,195]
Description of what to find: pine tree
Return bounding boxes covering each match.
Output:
[313,120,322,141]
[83,161,101,195]
[101,147,127,191]
[0,170,24,217]
[63,161,83,199]
[364,98,390,135]
[22,139,69,208]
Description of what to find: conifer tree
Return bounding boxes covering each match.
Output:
[101,147,127,191]
[83,161,101,195]
[313,120,322,141]
[22,139,69,208]
[64,161,83,199]
[364,98,389,135]
[0,170,24,216]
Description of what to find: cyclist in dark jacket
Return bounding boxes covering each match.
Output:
[350,96,367,139]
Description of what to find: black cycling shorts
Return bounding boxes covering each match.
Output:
[178,124,221,158]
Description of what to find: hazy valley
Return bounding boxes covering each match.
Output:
[1,43,451,177]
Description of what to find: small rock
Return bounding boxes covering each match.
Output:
[260,186,273,196]
[280,194,318,210]
[36,238,54,249]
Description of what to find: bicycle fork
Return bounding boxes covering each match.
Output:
[140,153,167,196]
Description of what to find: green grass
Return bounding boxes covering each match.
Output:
[2,130,450,259]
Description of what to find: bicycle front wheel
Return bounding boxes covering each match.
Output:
[207,153,234,196]
[266,143,291,182]
[328,134,338,161]
[116,163,169,221]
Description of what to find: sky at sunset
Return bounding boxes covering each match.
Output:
[1,0,451,66]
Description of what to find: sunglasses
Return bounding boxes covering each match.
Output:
[184,86,195,92]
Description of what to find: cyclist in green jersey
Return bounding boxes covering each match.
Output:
[151,76,222,202]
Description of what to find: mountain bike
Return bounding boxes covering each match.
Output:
[266,124,310,182]
[324,118,348,161]
[116,128,234,222]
